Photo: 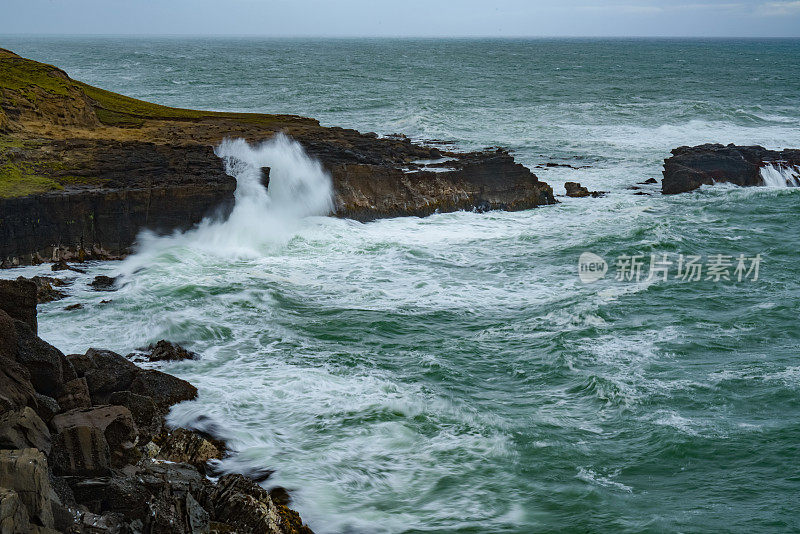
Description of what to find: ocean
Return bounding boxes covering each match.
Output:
[2,37,800,533]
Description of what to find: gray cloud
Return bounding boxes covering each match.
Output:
[0,0,798,37]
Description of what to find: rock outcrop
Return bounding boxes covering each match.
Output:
[0,48,555,266]
[0,278,314,533]
[662,143,800,194]
[564,181,605,198]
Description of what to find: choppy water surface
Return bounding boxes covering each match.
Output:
[2,38,800,533]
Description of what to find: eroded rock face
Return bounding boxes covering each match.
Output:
[52,406,139,470]
[203,474,313,534]
[0,407,51,454]
[154,427,225,472]
[14,319,75,398]
[0,50,555,266]
[0,449,54,529]
[0,487,32,533]
[0,279,37,332]
[662,143,800,194]
[0,277,314,533]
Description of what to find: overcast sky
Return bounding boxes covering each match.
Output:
[2,0,800,37]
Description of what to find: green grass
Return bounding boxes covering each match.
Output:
[0,162,62,197]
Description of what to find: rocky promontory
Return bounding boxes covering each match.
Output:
[662,143,800,194]
[0,277,313,533]
[0,49,555,266]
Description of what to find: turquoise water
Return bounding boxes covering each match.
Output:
[2,38,800,533]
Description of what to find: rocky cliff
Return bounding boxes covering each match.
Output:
[0,48,555,266]
[662,143,800,194]
[0,277,313,533]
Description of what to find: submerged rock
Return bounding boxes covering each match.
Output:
[565,182,605,198]
[89,275,117,291]
[140,339,199,362]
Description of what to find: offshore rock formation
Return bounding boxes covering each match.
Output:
[0,48,555,266]
[662,143,800,194]
[0,278,313,533]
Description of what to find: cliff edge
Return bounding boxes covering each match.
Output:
[0,49,555,265]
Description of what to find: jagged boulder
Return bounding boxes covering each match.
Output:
[662,143,800,194]
[139,340,198,362]
[0,279,37,333]
[0,449,54,530]
[51,406,139,471]
[0,487,32,534]
[154,428,225,472]
[203,474,312,534]
[57,377,91,411]
[32,393,60,424]
[71,460,212,533]
[0,407,51,455]
[565,182,604,198]
[108,391,161,443]
[79,349,140,404]
[130,370,198,413]
[89,276,116,291]
[14,320,75,398]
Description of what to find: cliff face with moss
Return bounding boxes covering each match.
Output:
[0,49,555,266]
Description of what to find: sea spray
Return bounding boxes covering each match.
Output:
[120,134,334,272]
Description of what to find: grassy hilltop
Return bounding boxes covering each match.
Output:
[0,48,318,198]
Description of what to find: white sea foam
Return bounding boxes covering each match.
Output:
[120,134,334,273]
[760,163,800,188]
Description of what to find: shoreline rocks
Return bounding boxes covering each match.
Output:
[0,278,314,533]
[662,143,800,194]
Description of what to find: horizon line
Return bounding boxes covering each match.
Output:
[2,33,800,40]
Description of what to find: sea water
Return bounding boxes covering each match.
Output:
[2,37,800,533]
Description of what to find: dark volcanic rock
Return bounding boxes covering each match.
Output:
[89,275,117,290]
[565,182,605,198]
[20,275,69,303]
[202,474,313,534]
[662,143,800,194]
[0,487,31,533]
[140,339,199,362]
[108,390,161,442]
[80,348,140,404]
[0,278,37,332]
[0,448,55,529]
[14,319,76,398]
[154,427,225,472]
[0,406,51,454]
[52,405,139,472]
[130,369,198,412]
[57,377,92,411]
